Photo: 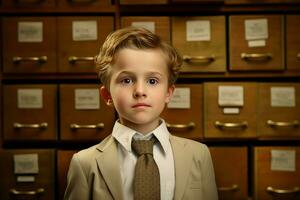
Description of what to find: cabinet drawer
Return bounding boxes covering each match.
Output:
[0,149,55,200]
[120,0,168,4]
[121,16,170,43]
[59,84,115,141]
[229,15,284,71]
[161,84,203,140]
[1,0,55,8]
[286,15,300,71]
[2,17,57,73]
[3,85,58,141]
[57,150,76,200]
[210,147,248,200]
[204,82,257,138]
[57,0,111,8]
[172,16,226,72]
[254,146,300,200]
[58,16,114,73]
[258,83,300,138]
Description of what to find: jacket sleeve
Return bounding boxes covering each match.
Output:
[201,145,218,200]
[63,154,90,200]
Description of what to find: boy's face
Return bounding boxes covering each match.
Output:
[101,48,174,134]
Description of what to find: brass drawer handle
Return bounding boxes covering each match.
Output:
[13,122,48,129]
[215,121,248,129]
[183,55,215,64]
[70,123,104,130]
[267,120,299,128]
[266,186,300,194]
[68,56,95,64]
[297,53,300,59]
[166,122,195,131]
[241,53,272,61]
[218,184,239,192]
[10,188,45,196]
[13,56,48,64]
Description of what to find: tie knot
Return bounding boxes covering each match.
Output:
[131,137,156,156]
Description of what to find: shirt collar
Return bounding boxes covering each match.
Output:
[112,119,170,154]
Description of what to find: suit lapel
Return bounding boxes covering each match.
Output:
[170,136,193,200]
[95,136,124,200]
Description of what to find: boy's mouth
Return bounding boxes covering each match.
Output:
[132,103,151,108]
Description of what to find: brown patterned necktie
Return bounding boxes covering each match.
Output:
[132,137,160,200]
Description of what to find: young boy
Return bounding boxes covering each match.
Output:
[64,27,218,200]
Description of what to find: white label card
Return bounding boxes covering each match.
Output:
[167,88,190,109]
[186,20,211,41]
[18,22,43,43]
[223,107,240,114]
[17,176,35,182]
[75,89,100,110]
[14,154,39,174]
[271,87,296,107]
[271,150,296,172]
[73,20,98,41]
[248,39,266,47]
[18,89,43,109]
[131,22,155,33]
[218,86,244,107]
[245,18,268,40]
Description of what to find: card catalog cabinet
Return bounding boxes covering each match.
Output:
[57,150,76,200]
[59,84,115,141]
[58,16,114,73]
[210,147,248,200]
[0,149,55,200]
[258,83,300,139]
[172,16,226,73]
[121,16,171,44]
[229,15,284,71]
[2,17,57,73]
[286,15,300,71]
[1,0,55,8]
[254,146,300,200]
[204,82,257,139]
[3,84,57,141]
[161,84,203,140]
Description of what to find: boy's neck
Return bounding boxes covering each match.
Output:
[119,119,161,135]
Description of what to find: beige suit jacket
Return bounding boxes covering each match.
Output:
[64,135,218,200]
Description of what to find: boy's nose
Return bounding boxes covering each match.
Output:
[133,82,146,98]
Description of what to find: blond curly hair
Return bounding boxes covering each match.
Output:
[95,27,182,89]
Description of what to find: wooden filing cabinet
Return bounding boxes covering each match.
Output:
[204,82,257,139]
[210,147,248,200]
[254,146,300,200]
[57,150,76,200]
[229,15,284,71]
[120,0,168,4]
[57,0,111,8]
[258,83,300,139]
[286,15,300,71]
[172,16,226,72]
[1,0,55,8]
[161,84,203,140]
[59,84,115,141]
[121,16,171,43]
[2,17,57,73]
[58,16,114,73]
[3,84,58,141]
[0,149,55,200]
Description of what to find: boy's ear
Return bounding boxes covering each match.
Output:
[100,86,113,106]
[165,85,175,103]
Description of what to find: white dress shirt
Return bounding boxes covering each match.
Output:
[112,119,175,200]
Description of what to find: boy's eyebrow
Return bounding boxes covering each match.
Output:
[117,71,163,77]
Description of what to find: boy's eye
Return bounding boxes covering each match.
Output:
[121,78,133,84]
[148,78,158,85]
